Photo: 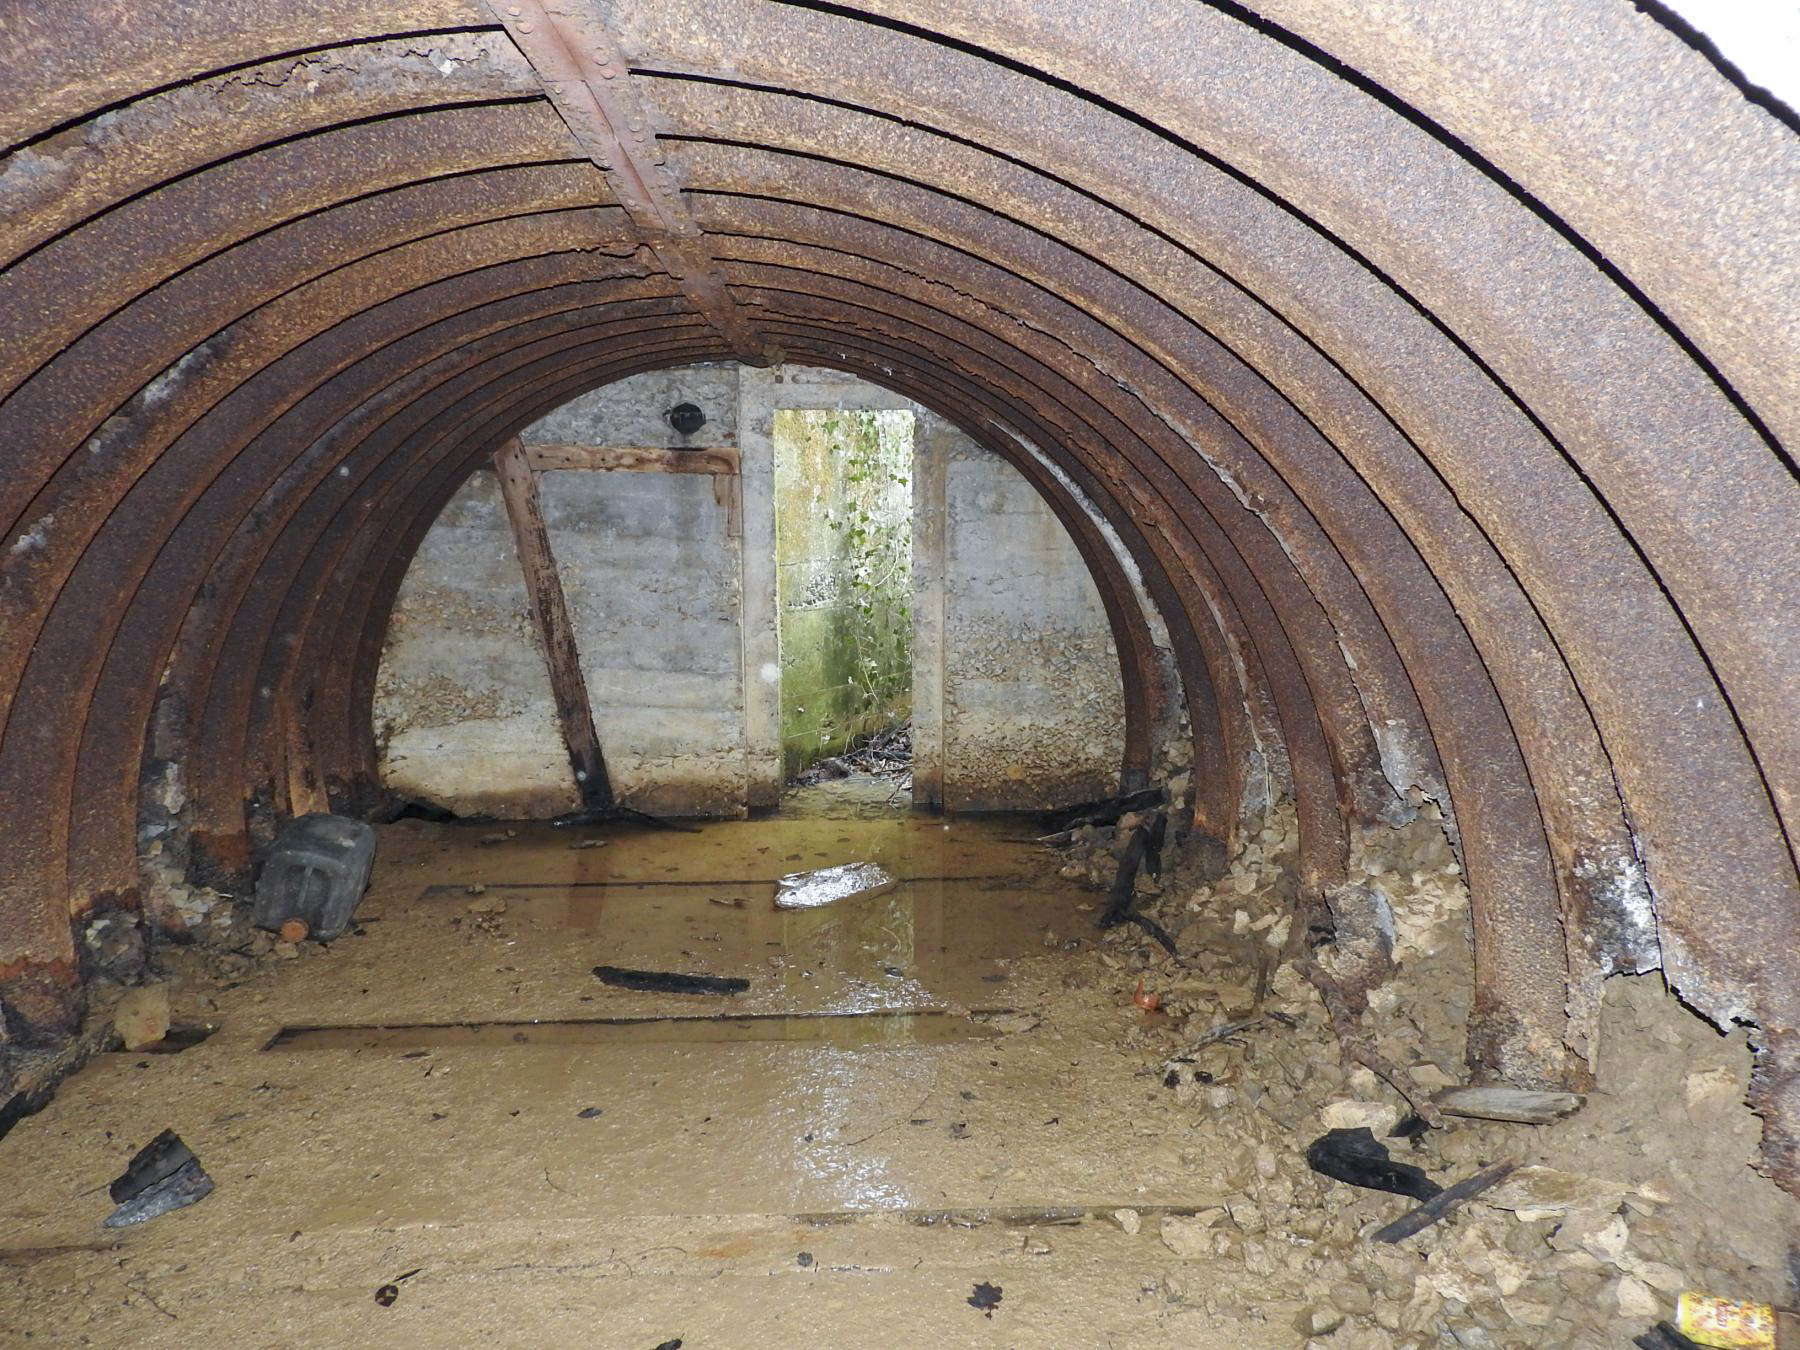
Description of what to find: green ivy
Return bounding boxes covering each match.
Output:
[775,408,914,774]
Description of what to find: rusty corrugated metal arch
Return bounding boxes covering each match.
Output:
[0,0,1794,1191]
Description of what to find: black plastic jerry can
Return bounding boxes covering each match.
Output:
[251,813,376,941]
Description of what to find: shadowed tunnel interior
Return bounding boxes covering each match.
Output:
[1,0,1797,1214]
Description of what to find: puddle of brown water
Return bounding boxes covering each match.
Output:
[264,1009,1007,1051]
[414,877,1053,1011]
[5,794,1228,1252]
[397,791,1067,1014]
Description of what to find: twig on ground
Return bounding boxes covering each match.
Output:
[1372,1161,1515,1242]
[1189,1015,1269,1049]
[1299,956,1446,1129]
[1120,911,1178,955]
[125,1278,177,1321]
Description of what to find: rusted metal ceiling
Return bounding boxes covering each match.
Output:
[483,0,782,364]
[0,1,1794,1192]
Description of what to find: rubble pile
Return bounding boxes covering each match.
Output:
[1046,798,1797,1348]
[790,720,913,788]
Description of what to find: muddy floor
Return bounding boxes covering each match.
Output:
[1,782,1794,1346]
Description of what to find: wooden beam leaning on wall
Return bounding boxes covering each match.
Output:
[491,437,615,811]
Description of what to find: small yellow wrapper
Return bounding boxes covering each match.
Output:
[1677,1292,1778,1350]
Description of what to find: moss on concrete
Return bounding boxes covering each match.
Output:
[774,409,913,778]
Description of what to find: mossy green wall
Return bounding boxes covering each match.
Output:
[774,409,914,778]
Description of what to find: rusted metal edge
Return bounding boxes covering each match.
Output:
[484,0,780,366]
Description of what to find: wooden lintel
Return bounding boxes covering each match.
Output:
[522,444,740,476]
[492,437,614,810]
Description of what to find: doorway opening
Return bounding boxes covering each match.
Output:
[773,408,915,807]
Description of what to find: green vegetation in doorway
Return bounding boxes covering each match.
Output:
[774,408,914,779]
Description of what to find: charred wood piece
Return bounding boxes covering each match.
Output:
[1372,1161,1516,1242]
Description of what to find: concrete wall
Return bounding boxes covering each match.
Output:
[749,369,1128,812]
[935,434,1125,811]
[542,465,746,817]
[375,367,744,818]
[375,362,1139,816]
[373,471,575,818]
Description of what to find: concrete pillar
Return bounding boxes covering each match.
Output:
[911,412,949,810]
[735,365,785,809]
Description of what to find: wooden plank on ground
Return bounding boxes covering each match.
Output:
[492,437,613,809]
[1432,1086,1586,1124]
[1373,1161,1517,1243]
